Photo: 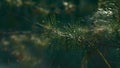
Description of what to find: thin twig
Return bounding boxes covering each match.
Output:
[96,48,112,68]
[81,53,88,68]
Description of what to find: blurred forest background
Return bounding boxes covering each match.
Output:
[0,0,120,68]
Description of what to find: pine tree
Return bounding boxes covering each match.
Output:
[0,0,120,68]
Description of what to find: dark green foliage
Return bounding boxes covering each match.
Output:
[0,0,120,68]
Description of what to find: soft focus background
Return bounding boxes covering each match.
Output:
[0,0,120,68]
